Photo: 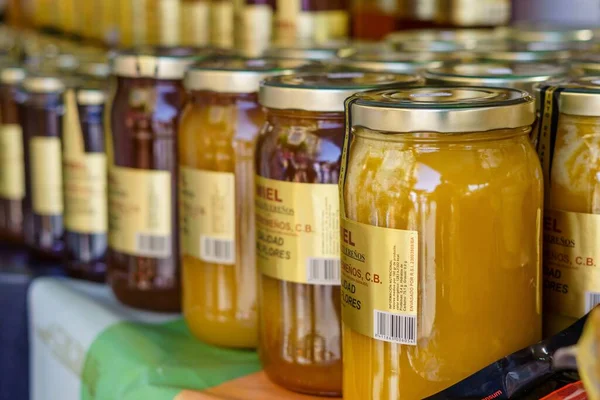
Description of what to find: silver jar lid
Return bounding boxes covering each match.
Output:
[349,87,535,133]
[22,75,65,94]
[340,51,451,73]
[538,77,600,117]
[424,62,567,92]
[112,48,216,79]
[510,25,594,43]
[0,66,26,85]
[479,48,570,62]
[263,43,350,61]
[76,87,105,106]
[185,58,310,94]
[259,71,422,112]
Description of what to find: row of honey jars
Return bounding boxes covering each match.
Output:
[0,61,110,281]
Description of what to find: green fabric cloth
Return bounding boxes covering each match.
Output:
[81,319,261,400]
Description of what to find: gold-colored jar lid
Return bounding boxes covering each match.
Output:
[539,76,600,117]
[0,66,26,85]
[349,87,535,133]
[22,75,66,94]
[112,47,218,79]
[185,58,310,94]
[424,62,567,92]
[259,71,423,112]
[340,51,451,73]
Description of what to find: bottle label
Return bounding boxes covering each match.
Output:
[0,124,25,200]
[108,166,172,258]
[180,167,236,265]
[181,0,210,46]
[236,3,273,57]
[255,176,341,285]
[63,90,107,234]
[275,0,349,45]
[30,137,63,215]
[340,217,419,345]
[210,0,234,49]
[449,0,510,26]
[543,209,600,318]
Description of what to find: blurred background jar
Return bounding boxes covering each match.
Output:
[273,0,349,46]
[19,75,66,260]
[255,70,422,396]
[351,0,437,40]
[106,49,199,312]
[62,83,107,282]
[179,57,306,348]
[180,0,210,47]
[0,65,26,244]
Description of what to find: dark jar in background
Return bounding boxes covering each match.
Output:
[0,66,26,243]
[107,50,196,312]
[19,76,66,260]
[63,85,108,282]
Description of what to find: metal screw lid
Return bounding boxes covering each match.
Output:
[259,70,423,112]
[349,86,535,133]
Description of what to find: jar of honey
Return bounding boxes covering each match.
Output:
[179,58,306,348]
[0,66,26,243]
[19,76,66,260]
[537,77,600,336]
[340,87,542,399]
[256,71,422,396]
[63,85,107,282]
[107,49,198,312]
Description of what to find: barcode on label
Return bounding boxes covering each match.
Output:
[135,233,170,258]
[306,257,341,284]
[585,291,600,313]
[373,310,417,345]
[200,236,235,264]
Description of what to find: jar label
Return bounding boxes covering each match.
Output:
[63,90,107,234]
[30,137,63,215]
[543,209,600,319]
[0,124,25,200]
[180,0,210,46]
[340,217,419,345]
[180,167,236,265]
[255,176,341,285]
[108,166,172,258]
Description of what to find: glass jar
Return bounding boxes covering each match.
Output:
[180,0,210,47]
[0,66,26,243]
[19,76,66,260]
[107,50,198,312]
[340,87,542,399]
[256,71,422,396]
[435,0,510,28]
[234,0,274,57]
[536,78,600,336]
[424,62,567,95]
[63,85,107,282]
[179,58,305,348]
